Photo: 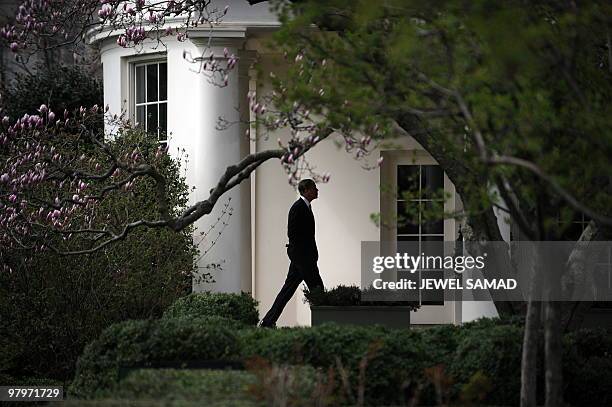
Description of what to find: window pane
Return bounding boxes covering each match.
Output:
[421,269,444,305]
[397,235,420,242]
[147,64,158,102]
[422,165,444,198]
[147,104,158,135]
[159,102,167,141]
[136,105,145,128]
[397,165,419,197]
[159,63,167,101]
[422,201,444,234]
[421,236,444,258]
[397,201,419,234]
[136,65,145,103]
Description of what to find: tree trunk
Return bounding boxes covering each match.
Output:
[562,221,600,332]
[543,239,564,407]
[521,299,541,407]
[544,300,563,407]
[521,242,542,407]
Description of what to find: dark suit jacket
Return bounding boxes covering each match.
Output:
[286,198,318,263]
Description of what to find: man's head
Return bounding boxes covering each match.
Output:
[298,178,318,202]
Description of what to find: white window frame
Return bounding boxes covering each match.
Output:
[380,149,459,324]
[125,54,167,144]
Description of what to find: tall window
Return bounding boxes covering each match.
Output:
[396,165,445,305]
[135,61,167,143]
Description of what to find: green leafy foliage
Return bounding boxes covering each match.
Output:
[563,328,612,407]
[95,369,259,405]
[1,63,104,131]
[70,317,241,399]
[303,285,420,309]
[239,323,426,406]
[163,292,260,326]
[272,0,612,240]
[303,285,361,306]
[450,324,524,406]
[0,125,200,381]
[69,316,610,406]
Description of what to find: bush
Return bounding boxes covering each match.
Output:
[55,400,253,407]
[239,323,428,406]
[163,292,259,326]
[95,365,321,406]
[69,315,612,406]
[0,128,200,382]
[70,317,240,399]
[93,369,260,405]
[303,285,360,306]
[1,63,103,132]
[563,328,612,407]
[449,324,524,406]
[304,285,420,309]
[238,321,611,406]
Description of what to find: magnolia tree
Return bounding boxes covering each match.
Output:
[0,0,387,258]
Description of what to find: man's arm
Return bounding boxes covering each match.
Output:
[287,202,304,244]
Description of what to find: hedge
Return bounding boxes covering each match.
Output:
[449,324,524,406]
[94,366,322,406]
[238,322,610,406]
[71,315,611,406]
[238,323,429,406]
[70,317,240,399]
[163,292,259,326]
[92,369,259,405]
[563,328,612,407]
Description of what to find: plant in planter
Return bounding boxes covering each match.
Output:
[304,285,420,329]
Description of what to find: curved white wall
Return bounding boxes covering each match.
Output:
[100,34,253,294]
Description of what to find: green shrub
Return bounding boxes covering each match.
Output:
[449,324,523,406]
[94,369,259,404]
[0,128,199,382]
[69,315,612,406]
[303,285,420,309]
[239,323,428,406]
[101,366,321,406]
[563,328,612,407]
[163,292,259,326]
[1,63,103,132]
[54,400,254,407]
[303,285,361,306]
[70,317,240,399]
[58,366,324,407]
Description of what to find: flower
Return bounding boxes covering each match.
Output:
[98,4,113,18]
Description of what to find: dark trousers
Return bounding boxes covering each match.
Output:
[261,258,323,327]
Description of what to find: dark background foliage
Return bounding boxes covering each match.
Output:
[1,62,104,131]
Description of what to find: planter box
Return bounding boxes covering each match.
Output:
[310,306,411,329]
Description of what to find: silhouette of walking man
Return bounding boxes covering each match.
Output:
[260,179,324,327]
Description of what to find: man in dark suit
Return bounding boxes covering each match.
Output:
[259,179,324,328]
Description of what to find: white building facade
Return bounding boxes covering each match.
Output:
[90,0,502,326]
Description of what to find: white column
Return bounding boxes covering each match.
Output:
[170,37,251,294]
